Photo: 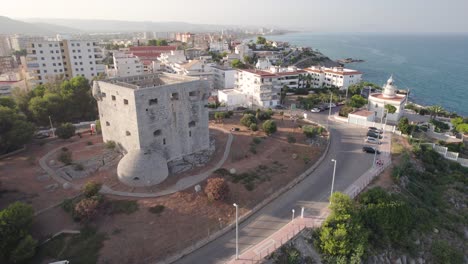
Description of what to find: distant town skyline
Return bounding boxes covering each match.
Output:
[2,0,468,33]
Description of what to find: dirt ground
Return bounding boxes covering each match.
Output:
[1,113,328,264]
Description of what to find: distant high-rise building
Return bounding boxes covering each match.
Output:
[25,39,105,86]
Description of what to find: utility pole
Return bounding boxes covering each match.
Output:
[330,159,337,204]
[48,116,55,137]
[233,203,239,259]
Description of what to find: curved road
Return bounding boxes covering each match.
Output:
[175,109,373,264]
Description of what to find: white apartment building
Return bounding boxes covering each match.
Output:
[109,52,143,77]
[25,39,105,85]
[234,43,252,62]
[10,35,45,51]
[212,65,236,90]
[209,41,230,52]
[304,66,362,90]
[0,36,12,56]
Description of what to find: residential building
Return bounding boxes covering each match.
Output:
[212,65,236,90]
[109,52,143,77]
[368,76,406,122]
[0,36,12,56]
[25,39,105,85]
[175,32,195,44]
[234,43,252,62]
[92,73,210,187]
[304,66,362,90]
[9,35,45,51]
[209,41,230,52]
[170,59,215,88]
[0,56,17,74]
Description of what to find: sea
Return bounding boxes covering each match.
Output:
[269,32,468,116]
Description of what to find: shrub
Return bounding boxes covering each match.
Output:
[252,137,261,144]
[87,141,93,145]
[74,163,84,171]
[95,120,102,134]
[339,106,354,117]
[431,240,463,264]
[56,123,76,139]
[57,151,72,165]
[9,235,38,264]
[348,95,368,108]
[303,125,321,138]
[240,114,257,127]
[205,177,229,201]
[148,205,165,215]
[105,140,116,150]
[74,198,99,223]
[262,120,277,135]
[287,135,296,143]
[106,200,139,215]
[83,181,102,198]
[249,146,257,154]
[256,111,272,121]
[250,123,258,131]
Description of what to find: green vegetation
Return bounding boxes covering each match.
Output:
[34,227,107,264]
[14,76,98,126]
[249,123,258,131]
[252,137,262,144]
[0,97,35,154]
[256,36,267,45]
[147,39,168,46]
[230,59,247,69]
[229,162,286,191]
[397,117,418,135]
[302,125,324,138]
[431,240,464,264]
[338,105,354,117]
[204,177,229,201]
[83,181,102,198]
[0,202,37,264]
[262,120,277,135]
[57,149,73,165]
[385,104,397,114]
[240,114,257,127]
[148,205,165,215]
[347,81,381,97]
[105,140,116,150]
[348,95,368,108]
[214,111,233,123]
[430,119,449,132]
[451,116,468,134]
[287,134,296,143]
[269,243,306,264]
[56,122,76,139]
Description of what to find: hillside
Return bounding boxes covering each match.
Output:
[0,16,80,35]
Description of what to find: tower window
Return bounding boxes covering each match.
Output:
[153,130,161,136]
[171,93,179,100]
[112,95,116,101]
[163,138,166,145]
[126,131,131,136]
[189,131,192,137]
[106,121,110,126]
[123,99,128,105]
[149,98,158,105]
[188,121,196,127]
[189,91,199,97]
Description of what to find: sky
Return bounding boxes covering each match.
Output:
[3,0,468,32]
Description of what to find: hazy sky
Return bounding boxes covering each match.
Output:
[3,0,468,32]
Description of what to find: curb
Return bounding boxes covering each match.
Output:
[155,120,331,264]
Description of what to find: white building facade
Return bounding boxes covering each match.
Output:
[304,66,362,90]
[212,65,236,90]
[110,52,143,77]
[25,39,105,85]
[368,76,406,123]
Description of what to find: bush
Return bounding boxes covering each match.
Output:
[74,198,99,223]
[105,140,116,150]
[287,135,296,143]
[250,123,258,131]
[204,177,229,201]
[240,114,257,127]
[339,106,354,117]
[74,163,84,171]
[256,111,272,121]
[95,120,102,134]
[56,123,76,139]
[9,234,38,263]
[106,200,139,215]
[57,150,72,165]
[83,181,102,198]
[87,141,93,145]
[303,125,322,138]
[252,137,261,144]
[348,95,368,108]
[431,240,463,264]
[249,146,257,154]
[148,205,165,215]
[262,120,277,135]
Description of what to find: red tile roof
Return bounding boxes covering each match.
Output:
[239,69,306,77]
[129,46,177,52]
[369,93,406,102]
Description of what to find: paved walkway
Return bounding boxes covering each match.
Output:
[38,127,234,198]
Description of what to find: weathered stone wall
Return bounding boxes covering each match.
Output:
[134,79,210,161]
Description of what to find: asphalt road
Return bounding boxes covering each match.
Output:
[175,109,373,264]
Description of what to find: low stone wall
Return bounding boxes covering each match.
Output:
[0,146,26,160]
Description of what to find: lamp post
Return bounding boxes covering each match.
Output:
[233,203,239,259]
[328,92,333,118]
[330,159,337,204]
[292,209,295,221]
[48,116,55,137]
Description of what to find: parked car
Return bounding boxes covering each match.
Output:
[235,106,247,111]
[365,136,381,145]
[367,131,383,139]
[275,105,286,109]
[329,103,337,108]
[310,108,321,113]
[34,131,50,139]
[231,127,240,132]
[362,146,381,154]
[368,127,383,134]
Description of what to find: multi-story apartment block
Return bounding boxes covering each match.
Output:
[92,73,210,187]
[0,56,17,74]
[0,36,12,56]
[109,52,143,77]
[304,66,362,90]
[212,65,236,90]
[25,39,105,85]
[9,35,45,51]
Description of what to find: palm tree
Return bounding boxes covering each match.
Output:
[427,105,444,119]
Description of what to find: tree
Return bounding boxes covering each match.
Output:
[456,123,468,134]
[204,177,229,201]
[240,114,257,127]
[348,95,367,108]
[427,105,444,119]
[0,97,17,109]
[318,193,368,261]
[56,123,76,139]
[256,36,267,45]
[303,125,323,138]
[451,117,464,127]
[231,59,246,69]
[148,39,168,46]
[250,123,258,131]
[262,120,277,135]
[0,106,35,154]
[9,235,38,263]
[74,198,99,223]
[384,104,397,114]
[339,106,354,117]
[214,112,225,123]
[398,117,412,135]
[83,181,102,198]
[0,202,36,262]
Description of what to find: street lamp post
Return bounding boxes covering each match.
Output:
[233,203,239,259]
[48,116,55,137]
[328,92,333,118]
[291,209,295,221]
[330,159,337,204]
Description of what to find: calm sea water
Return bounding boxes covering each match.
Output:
[271,32,468,116]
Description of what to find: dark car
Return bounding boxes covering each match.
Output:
[231,127,240,132]
[368,127,383,134]
[274,105,286,109]
[362,146,381,154]
[235,106,247,111]
[367,131,383,139]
